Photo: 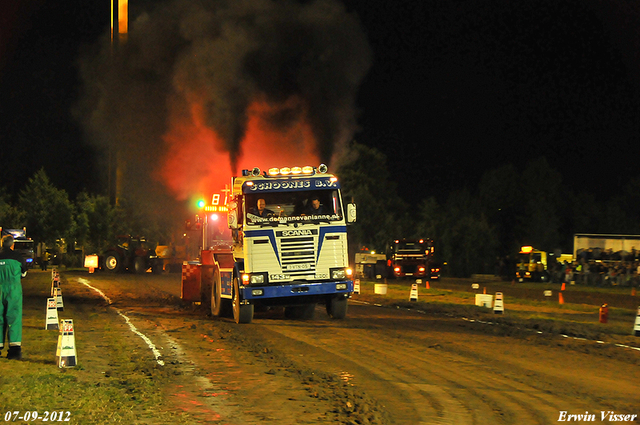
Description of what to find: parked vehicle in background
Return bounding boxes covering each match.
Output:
[1,227,35,269]
[387,238,434,279]
[101,235,163,274]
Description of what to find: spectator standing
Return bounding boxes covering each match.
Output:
[41,250,50,271]
[0,235,27,360]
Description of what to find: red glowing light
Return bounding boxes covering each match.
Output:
[159,97,320,200]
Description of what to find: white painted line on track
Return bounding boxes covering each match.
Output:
[78,278,165,366]
[77,278,112,304]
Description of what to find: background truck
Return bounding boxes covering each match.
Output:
[1,227,35,269]
[101,235,163,273]
[386,238,434,279]
[354,251,387,279]
[514,245,572,282]
[181,164,356,324]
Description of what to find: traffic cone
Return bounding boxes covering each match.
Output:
[493,292,504,314]
[559,292,565,305]
[633,307,640,336]
[599,304,608,324]
[56,319,77,368]
[561,282,566,291]
[353,279,360,294]
[483,287,487,294]
[425,280,430,289]
[409,283,418,301]
[45,298,59,330]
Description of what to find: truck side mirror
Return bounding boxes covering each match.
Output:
[347,203,356,223]
[228,209,239,230]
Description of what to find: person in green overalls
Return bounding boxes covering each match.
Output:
[0,234,27,360]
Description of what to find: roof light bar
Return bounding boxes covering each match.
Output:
[259,164,327,176]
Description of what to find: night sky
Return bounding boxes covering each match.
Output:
[2,0,640,205]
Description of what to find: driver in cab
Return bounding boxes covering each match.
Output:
[304,196,328,215]
[250,198,275,218]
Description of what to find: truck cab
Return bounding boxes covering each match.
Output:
[387,238,433,279]
[515,245,549,282]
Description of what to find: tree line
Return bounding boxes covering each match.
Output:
[4,145,640,275]
[0,169,176,266]
[337,142,640,277]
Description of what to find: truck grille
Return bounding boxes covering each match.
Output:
[279,236,316,276]
[403,265,417,273]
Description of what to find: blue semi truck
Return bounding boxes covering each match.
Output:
[181,164,356,323]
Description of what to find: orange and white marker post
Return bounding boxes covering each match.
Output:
[56,319,77,368]
[54,287,64,311]
[493,292,504,314]
[633,307,640,337]
[353,278,360,294]
[409,283,419,301]
[45,298,59,330]
[51,276,60,297]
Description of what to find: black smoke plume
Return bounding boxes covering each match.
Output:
[76,0,372,203]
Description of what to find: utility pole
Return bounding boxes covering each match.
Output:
[109,0,128,206]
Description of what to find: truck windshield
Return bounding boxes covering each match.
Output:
[518,253,542,264]
[245,190,343,225]
[13,240,34,251]
[393,241,431,255]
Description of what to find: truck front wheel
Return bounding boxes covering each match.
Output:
[232,277,253,324]
[211,270,232,317]
[133,257,147,274]
[104,252,122,273]
[326,295,348,319]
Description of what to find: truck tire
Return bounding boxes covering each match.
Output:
[232,277,253,324]
[211,270,232,317]
[326,295,348,319]
[151,259,163,274]
[284,304,316,320]
[104,252,122,273]
[133,257,147,274]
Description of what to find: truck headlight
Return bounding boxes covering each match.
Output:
[332,269,346,279]
[250,274,265,284]
[331,268,349,280]
[242,273,266,285]
[336,283,347,290]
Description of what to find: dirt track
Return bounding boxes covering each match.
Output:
[62,271,640,424]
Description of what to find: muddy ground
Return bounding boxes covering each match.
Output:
[36,270,640,424]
